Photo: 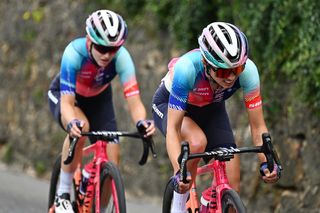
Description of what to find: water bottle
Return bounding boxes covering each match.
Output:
[199,187,213,213]
[80,165,91,195]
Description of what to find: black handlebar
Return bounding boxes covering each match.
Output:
[178,141,190,184]
[63,129,157,165]
[261,133,282,173]
[136,122,157,165]
[64,137,79,165]
[178,132,282,182]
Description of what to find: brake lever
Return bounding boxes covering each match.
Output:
[64,137,79,165]
[136,121,157,165]
[178,141,190,184]
[148,137,157,158]
[262,133,283,174]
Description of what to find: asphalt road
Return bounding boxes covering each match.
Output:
[0,164,161,213]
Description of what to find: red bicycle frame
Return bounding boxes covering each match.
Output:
[66,130,155,213]
[179,133,282,213]
[187,160,232,213]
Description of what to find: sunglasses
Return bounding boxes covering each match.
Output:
[208,64,245,79]
[93,43,120,54]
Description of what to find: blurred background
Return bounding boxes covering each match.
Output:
[0,0,319,212]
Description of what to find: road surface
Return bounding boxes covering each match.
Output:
[0,164,161,213]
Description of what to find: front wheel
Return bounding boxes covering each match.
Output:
[48,155,61,212]
[96,162,126,213]
[221,189,246,213]
[162,179,174,213]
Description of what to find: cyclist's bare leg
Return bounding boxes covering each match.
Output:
[180,116,207,180]
[107,143,120,166]
[169,117,207,212]
[226,155,240,192]
[166,116,207,186]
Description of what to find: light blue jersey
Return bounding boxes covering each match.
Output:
[50,37,139,98]
[162,49,262,110]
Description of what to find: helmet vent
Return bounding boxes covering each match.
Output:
[203,36,222,62]
[91,19,102,40]
[198,22,249,68]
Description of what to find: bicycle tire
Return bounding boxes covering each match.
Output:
[96,162,126,213]
[48,155,61,211]
[221,189,246,213]
[162,179,174,213]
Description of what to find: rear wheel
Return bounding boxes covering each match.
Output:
[221,189,246,213]
[96,162,126,213]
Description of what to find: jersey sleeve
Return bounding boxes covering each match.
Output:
[239,59,262,109]
[169,56,196,111]
[115,47,140,98]
[59,40,83,96]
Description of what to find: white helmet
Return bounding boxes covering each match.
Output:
[86,10,128,47]
[198,22,249,68]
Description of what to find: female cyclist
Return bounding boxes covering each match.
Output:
[47,9,155,213]
[152,22,280,213]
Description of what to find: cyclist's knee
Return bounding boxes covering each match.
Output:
[188,136,207,153]
[107,144,120,165]
[226,156,241,192]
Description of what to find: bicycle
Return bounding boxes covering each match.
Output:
[48,126,157,213]
[162,133,282,213]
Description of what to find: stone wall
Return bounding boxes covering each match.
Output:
[0,0,319,212]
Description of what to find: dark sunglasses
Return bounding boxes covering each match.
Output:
[93,43,120,54]
[208,64,245,79]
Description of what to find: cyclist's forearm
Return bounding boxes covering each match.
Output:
[167,108,185,173]
[251,128,269,162]
[61,95,78,127]
[166,132,182,173]
[126,95,147,123]
[247,106,269,162]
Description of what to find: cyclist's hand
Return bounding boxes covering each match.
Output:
[260,162,281,183]
[170,171,192,194]
[136,119,156,137]
[66,119,84,138]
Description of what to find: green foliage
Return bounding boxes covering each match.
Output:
[82,0,126,14]
[145,0,234,50]
[236,0,320,115]
[84,0,320,114]
[21,7,45,42]
[1,144,13,164]
[144,0,320,114]
[35,161,46,176]
[22,8,45,23]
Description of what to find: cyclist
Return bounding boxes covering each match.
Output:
[152,22,281,213]
[47,9,155,213]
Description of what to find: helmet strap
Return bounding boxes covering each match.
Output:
[202,59,218,84]
[88,42,99,67]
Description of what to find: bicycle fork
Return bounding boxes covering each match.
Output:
[194,161,231,213]
[210,161,232,213]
